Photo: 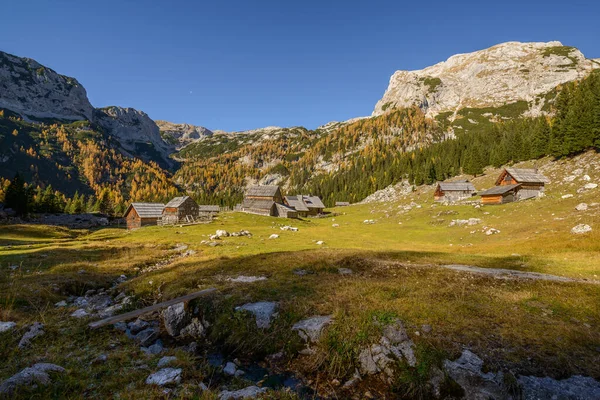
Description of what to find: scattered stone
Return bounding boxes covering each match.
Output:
[18,322,45,349]
[71,309,89,318]
[145,368,182,386]
[8,264,19,271]
[280,226,298,231]
[293,269,311,276]
[562,194,574,199]
[236,302,278,329]
[0,363,65,395]
[180,318,206,338]
[359,319,416,376]
[128,319,150,335]
[134,328,160,347]
[575,203,589,211]
[223,362,238,376]
[571,224,592,234]
[55,300,67,308]
[443,350,505,400]
[157,356,178,368]
[421,324,432,334]
[582,175,591,181]
[215,230,230,238]
[342,369,362,390]
[363,219,375,224]
[0,321,16,333]
[292,315,333,342]
[485,228,500,235]
[298,348,316,356]
[449,218,481,227]
[92,354,108,364]
[269,234,279,239]
[98,304,123,318]
[179,341,198,354]
[338,268,353,275]
[227,276,267,283]
[219,386,268,400]
[162,302,189,337]
[519,374,600,400]
[113,321,128,332]
[584,183,598,190]
[332,223,339,227]
[142,340,164,355]
[315,241,325,245]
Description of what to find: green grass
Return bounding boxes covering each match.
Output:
[1,153,599,398]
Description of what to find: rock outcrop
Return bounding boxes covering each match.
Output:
[155,120,214,149]
[0,51,93,120]
[373,42,600,117]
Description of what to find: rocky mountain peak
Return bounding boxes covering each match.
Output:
[372,41,600,117]
[155,120,214,149]
[0,51,94,121]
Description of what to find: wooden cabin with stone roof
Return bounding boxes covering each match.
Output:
[495,168,549,200]
[162,196,199,224]
[240,185,298,218]
[284,195,326,217]
[124,203,165,230]
[434,181,476,202]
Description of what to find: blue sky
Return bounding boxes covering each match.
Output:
[2,0,598,131]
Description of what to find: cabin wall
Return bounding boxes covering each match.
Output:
[481,195,503,205]
[517,185,544,200]
[140,217,160,227]
[126,210,141,230]
[436,190,474,202]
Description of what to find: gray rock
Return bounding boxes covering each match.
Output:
[145,368,182,386]
[128,318,150,334]
[236,302,278,329]
[180,318,205,338]
[162,302,189,337]
[338,268,353,275]
[0,321,16,333]
[518,374,600,400]
[54,300,67,307]
[157,356,178,368]
[92,354,108,364]
[142,340,164,355]
[134,327,160,347]
[113,321,128,332]
[70,309,89,318]
[422,324,432,333]
[18,322,44,349]
[219,386,268,400]
[227,275,267,283]
[223,362,238,376]
[0,363,65,395]
[575,203,589,211]
[443,350,507,400]
[215,230,230,238]
[571,224,592,234]
[292,315,333,342]
[359,344,395,376]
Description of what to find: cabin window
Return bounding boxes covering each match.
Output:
[504,175,512,182]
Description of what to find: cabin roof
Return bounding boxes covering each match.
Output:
[479,184,521,196]
[285,195,326,211]
[275,203,297,215]
[437,182,476,192]
[241,198,275,210]
[164,196,193,208]
[198,205,220,212]
[497,168,549,185]
[246,185,281,197]
[125,203,165,218]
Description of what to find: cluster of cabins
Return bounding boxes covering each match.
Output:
[124,196,220,230]
[435,168,549,204]
[124,186,327,230]
[239,185,326,218]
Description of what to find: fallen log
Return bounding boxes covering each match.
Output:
[88,287,217,329]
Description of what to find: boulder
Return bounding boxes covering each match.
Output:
[358,319,416,376]
[162,302,190,337]
[584,183,598,190]
[316,241,325,245]
[292,315,333,343]
[145,368,182,386]
[142,340,164,355]
[0,363,65,395]
[236,302,278,329]
[562,194,574,199]
[128,319,150,335]
[70,309,89,318]
[518,374,600,400]
[280,226,298,231]
[223,362,239,376]
[571,224,592,234]
[180,318,206,338]
[134,327,160,347]
[18,322,44,349]
[215,230,230,238]
[0,321,16,333]
[443,350,507,400]
[575,203,588,211]
[269,234,279,239]
[219,386,268,400]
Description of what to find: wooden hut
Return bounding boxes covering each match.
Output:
[198,205,220,218]
[495,168,549,200]
[434,181,476,202]
[124,203,165,230]
[240,186,299,218]
[284,195,326,217]
[479,184,521,205]
[162,196,199,224]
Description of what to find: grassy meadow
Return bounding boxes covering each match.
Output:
[1,154,599,398]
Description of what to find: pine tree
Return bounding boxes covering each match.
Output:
[4,174,30,216]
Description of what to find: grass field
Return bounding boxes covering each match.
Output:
[1,153,599,398]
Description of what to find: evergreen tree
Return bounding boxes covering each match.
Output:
[4,174,30,216]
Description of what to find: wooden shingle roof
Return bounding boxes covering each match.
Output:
[246,185,281,197]
[198,205,220,212]
[125,203,165,218]
[285,196,309,212]
[479,184,521,196]
[285,195,326,211]
[241,198,275,210]
[497,168,549,185]
[438,182,476,191]
[165,196,192,208]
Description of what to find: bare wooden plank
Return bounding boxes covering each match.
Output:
[88,288,217,329]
